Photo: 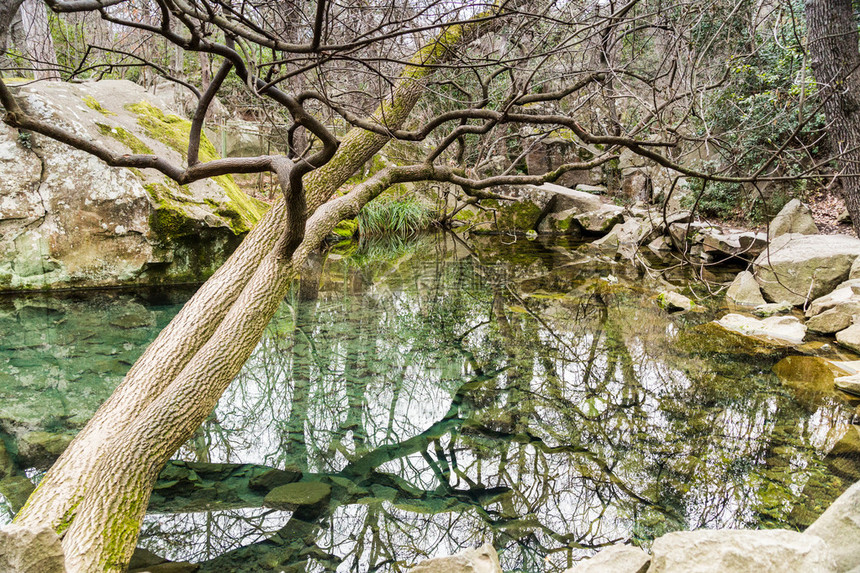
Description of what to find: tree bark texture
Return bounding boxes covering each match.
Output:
[805,0,860,235]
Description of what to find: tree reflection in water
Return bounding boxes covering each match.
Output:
[138,233,858,572]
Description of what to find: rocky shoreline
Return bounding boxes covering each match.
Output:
[408,481,860,573]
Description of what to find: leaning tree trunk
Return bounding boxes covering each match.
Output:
[11,12,506,572]
[805,0,860,235]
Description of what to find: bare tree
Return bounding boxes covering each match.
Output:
[0,0,844,571]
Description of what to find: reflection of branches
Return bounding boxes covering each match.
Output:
[137,233,855,571]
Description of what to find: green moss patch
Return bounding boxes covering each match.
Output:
[126,101,269,233]
[332,218,359,239]
[125,101,218,161]
[95,123,153,155]
[145,181,200,239]
[83,95,116,116]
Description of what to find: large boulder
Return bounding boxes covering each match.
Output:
[805,280,860,334]
[0,80,268,291]
[574,205,625,234]
[726,271,767,307]
[702,230,768,260]
[0,524,67,573]
[564,545,650,573]
[648,529,836,573]
[410,543,502,573]
[752,234,860,306]
[835,323,860,354]
[768,199,819,239]
[805,480,860,572]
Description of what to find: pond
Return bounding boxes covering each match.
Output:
[1,232,859,572]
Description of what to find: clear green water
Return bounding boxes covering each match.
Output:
[1,233,859,572]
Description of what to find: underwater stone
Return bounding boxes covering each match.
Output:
[264,481,331,510]
[656,291,694,312]
[649,529,836,573]
[409,543,502,573]
[248,467,302,491]
[805,480,860,573]
[564,544,650,573]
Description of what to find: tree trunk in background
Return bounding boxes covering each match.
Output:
[19,0,59,80]
[0,0,25,76]
[805,0,860,235]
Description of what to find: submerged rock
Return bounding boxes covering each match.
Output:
[716,313,806,346]
[805,480,860,573]
[263,481,331,510]
[752,301,793,317]
[564,545,650,573]
[656,291,695,312]
[0,524,66,573]
[752,234,860,306]
[768,199,819,239]
[726,271,766,307]
[648,529,836,573]
[410,543,502,573]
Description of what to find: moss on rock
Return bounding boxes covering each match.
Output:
[126,101,269,235]
[95,123,153,155]
[83,95,116,116]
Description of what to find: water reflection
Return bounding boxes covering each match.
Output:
[1,234,857,571]
[143,234,857,571]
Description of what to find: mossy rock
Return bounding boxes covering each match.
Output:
[127,101,269,235]
[332,218,359,239]
[95,123,152,155]
[469,199,543,234]
[263,481,331,510]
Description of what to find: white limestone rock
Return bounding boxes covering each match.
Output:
[564,545,650,573]
[410,543,502,573]
[648,529,836,573]
[805,480,860,573]
[753,234,860,306]
[716,313,806,346]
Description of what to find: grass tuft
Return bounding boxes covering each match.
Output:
[357,193,433,236]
